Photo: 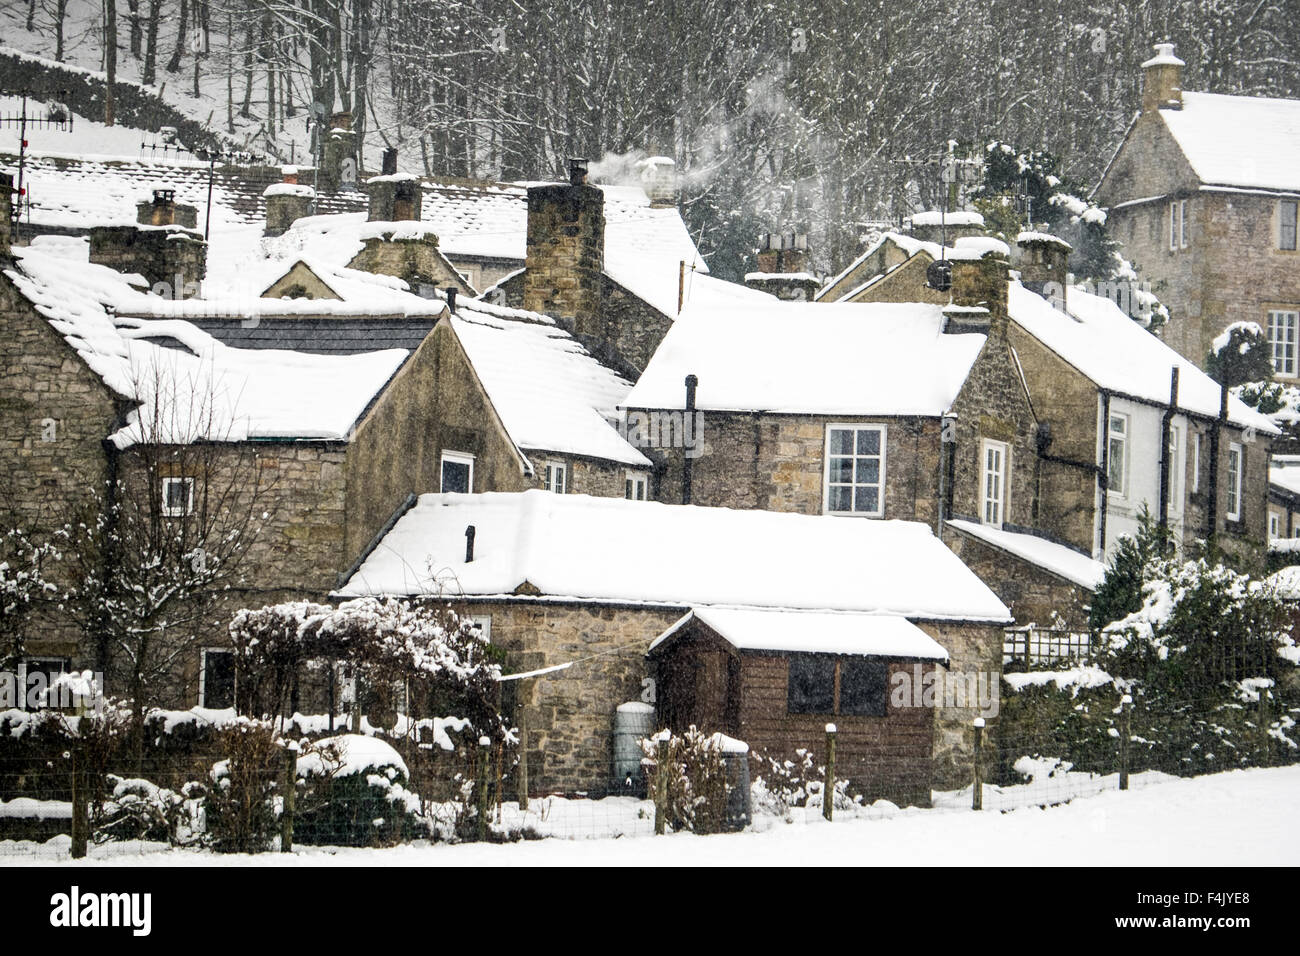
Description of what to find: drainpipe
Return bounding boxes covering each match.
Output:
[97,438,122,675]
[937,413,957,536]
[1158,366,1179,547]
[443,287,458,313]
[1206,384,1227,540]
[682,374,698,505]
[1098,393,1111,557]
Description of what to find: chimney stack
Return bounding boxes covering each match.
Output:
[366,169,422,223]
[907,210,985,246]
[1015,231,1072,311]
[944,238,1010,337]
[523,158,606,342]
[0,171,12,261]
[745,232,820,301]
[91,188,206,298]
[1141,42,1184,112]
[264,168,316,237]
[637,156,678,208]
[321,111,359,192]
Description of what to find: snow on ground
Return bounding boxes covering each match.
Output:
[3,765,1296,866]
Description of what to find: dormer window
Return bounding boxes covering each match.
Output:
[1280,200,1298,251]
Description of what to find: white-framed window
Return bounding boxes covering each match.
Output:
[1168,200,1187,250]
[824,424,886,516]
[980,439,1009,528]
[625,470,649,501]
[1293,525,1300,539]
[470,616,491,642]
[1280,200,1298,251]
[1268,310,1299,377]
[1270,512,1281,538]
[1191,431,1201,493]
[1107,413,1128,497]
[161,476,195,517]
[440,450,474,494]
[12,657,70,711]
[199,648,235,709]
[1226,442,1243,522]
[543,460,567,494]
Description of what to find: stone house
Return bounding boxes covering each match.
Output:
[818,228,1280,572]
[624,244,1105,627]
[1267,456,1300,542]
[1093,43,1300,376]
[335,490,1013,797]
[0,175,648,710]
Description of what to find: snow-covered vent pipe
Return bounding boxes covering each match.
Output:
[465,525,476,563]
[682,374,699,505]
[444,287,458,313]
[569,157,589,186]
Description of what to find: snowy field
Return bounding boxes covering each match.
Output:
[3,765,1295,867]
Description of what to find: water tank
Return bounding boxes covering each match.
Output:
[612,701,656,794]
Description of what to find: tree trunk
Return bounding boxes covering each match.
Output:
[165,0,188,74]
[126,0,141,57]
[104,0,117,126]
[142,0,162,86]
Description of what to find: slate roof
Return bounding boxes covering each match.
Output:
[182,317,437,355]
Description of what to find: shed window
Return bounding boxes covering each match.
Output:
[161,476,194,517]
[787,655,835,714]
[787,654,889,717]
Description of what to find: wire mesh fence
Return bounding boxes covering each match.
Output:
[0,692,1294,858]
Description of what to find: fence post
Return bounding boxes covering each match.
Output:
[1118,694,1131,791]
[69,745,88,859]
[972,717,984,811]
[281,742,296,853]
[823,723,837,821]
[476,735,491,842]
[1259,684,1271,767]
[654,736,668,835]
[517,696,530,812]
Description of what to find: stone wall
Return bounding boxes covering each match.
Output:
[471,600,683,795]
[919,620,1004,790]
[347,235,474,296]
[88,225,207,297]
[522,453,633,499]
[944,529,1092,628]
[344,320,529,563]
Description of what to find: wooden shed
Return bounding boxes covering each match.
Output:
[648,607,950,808]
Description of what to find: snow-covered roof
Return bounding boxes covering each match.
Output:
[623,300,986,415]
[908,210,984,227]
[1009,282,1278,432]
[1266,565,1300,600]
[947,519,1106,590]
[649,607,950,659]
[1269,457,1300,498]
[1158,91,1300,193]
[448,302,649,466]
[5,241,408,446]
[336,491,1013,623]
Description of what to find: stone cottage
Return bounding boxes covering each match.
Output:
[1093,43,1300,375]
[334,490,1013,797]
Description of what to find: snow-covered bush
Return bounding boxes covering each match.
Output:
[640,726,731,834]
[294,734,425,847]
[93,775,198,844]
[199,718,285,853]
[749,748,856,821]
[1205,322,1274,387]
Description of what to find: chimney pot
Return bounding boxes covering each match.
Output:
[568,157,589,186]
[382,147,398,176]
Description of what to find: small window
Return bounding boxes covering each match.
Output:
[1168,201,1178,251]
[787,655,835,714]
[1268,310,1299,377]
[17,657,69,711]
[787,655,889,717]
[980,439,1008,528]
[440,451,474,494]
[838,658,889,717]
[1270,513,1280,538]
[543,460,567,494]
[161,476,194,517]
[625,470,649,501]
[824,424,886,516]
[1226,442,1243,522]
[1293,525,1300,539]
[1179,200,1188,248]
[200,648,235,709]
[1108,414,1128,497]
[1280,200,1298,251]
